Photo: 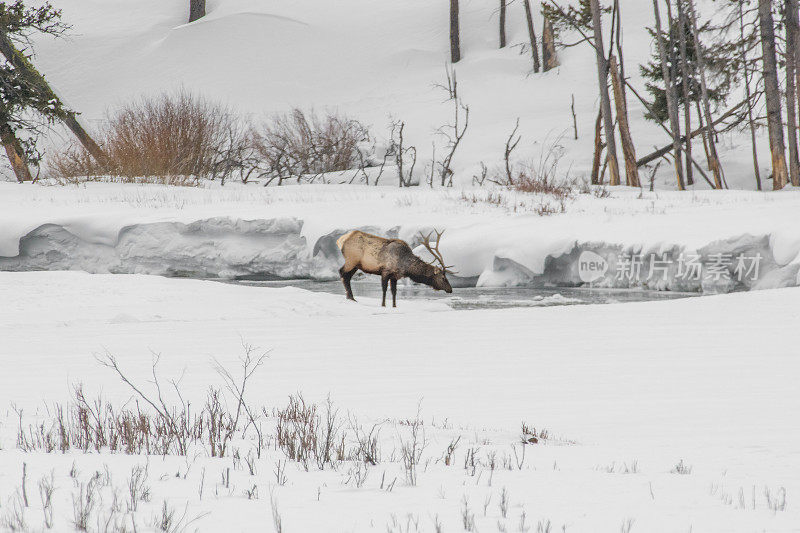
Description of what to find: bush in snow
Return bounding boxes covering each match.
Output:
[49,90,248,184]
[251,108,372,185]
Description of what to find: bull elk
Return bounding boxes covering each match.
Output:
[336,229,454,307]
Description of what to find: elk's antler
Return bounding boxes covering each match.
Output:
[419,229,456,273]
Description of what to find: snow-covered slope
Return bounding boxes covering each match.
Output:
[27,0,768,189]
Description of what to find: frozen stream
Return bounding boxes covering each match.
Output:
[226,278,698,309]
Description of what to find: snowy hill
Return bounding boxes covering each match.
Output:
[29,0,767,189]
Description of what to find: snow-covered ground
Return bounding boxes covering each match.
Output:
[1,271,798,532]
[3,0,799,530]
[3,181,800,292]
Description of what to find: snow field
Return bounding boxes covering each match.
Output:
[1,271,799,531]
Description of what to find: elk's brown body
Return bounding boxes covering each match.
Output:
[337,230,453,307]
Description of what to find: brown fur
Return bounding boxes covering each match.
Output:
[337,230,453,307]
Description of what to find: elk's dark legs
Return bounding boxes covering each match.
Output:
[339,266,357,301]
[381,274,389,307]
[390,278,397,307]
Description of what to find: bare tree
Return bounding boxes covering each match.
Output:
[686,0,724,188]
[499,0,507,48]
[758,0,790,189]
[740,2,761,190]
[189,0,206,23]
[609,55,640,186]
[450,0,461,63]
[591,110,604,184]
[786,0,800,185]
[675,0,694,185]
[589,0,621,186]
[542,12,559,71]
[523,0,542,72]
[652,0,686,190]
[0,124,31,181]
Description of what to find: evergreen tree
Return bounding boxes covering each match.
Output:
[640,3,740,123]
[0,1,70,179]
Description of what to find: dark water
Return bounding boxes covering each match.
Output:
[228,278,697,310]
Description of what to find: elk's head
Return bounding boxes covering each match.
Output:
[420,229,454,293]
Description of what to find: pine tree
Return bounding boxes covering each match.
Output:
[639,5,738,124]
[0,1,70,181]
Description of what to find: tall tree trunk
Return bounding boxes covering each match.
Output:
[652,0,686,190]
[0,32,107,165]
[592,110,604,184]
[542,13,559,71]
[687,0,723,188]
[676,0,694,185]
[499,0,507,48]
[793,0,800,169]
[189,0,206,23]
[589,0,621,186]
[740,3,762,190]
[523,0,541,72]
[609,55,640,187]
[450,0,461,63]
[786,0,800,185]
[0,122,32,182]
[758,0,790,189]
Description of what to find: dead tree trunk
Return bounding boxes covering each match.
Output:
[450,0,461,63]
[591,110,604,184]
[652,0,686,190]
[609,55,640,187]
[675,0,694,185]
[0,122,32,182]
[786,0,800,186]
[523,0,541,72]
[687,0,723,188]
[589,0,620,185]
[740,3,761,190]
[499,0,507,48]
[542,13,559,71]
[189,0,206,23]
[758,0,790,189]
[0,32,107,165]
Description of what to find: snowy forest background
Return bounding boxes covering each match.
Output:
[2,0,800,192]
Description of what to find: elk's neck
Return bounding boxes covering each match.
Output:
[406,258,437,285]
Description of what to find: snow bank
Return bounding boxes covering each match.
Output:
[4,183,800,292]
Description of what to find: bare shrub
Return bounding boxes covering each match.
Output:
[49,90,248,184]
[399,409,427,486]
[251,108,371,185]
[127,464,151,512]
[388,119,417,187]
[0,491,27,532]
[38,472,55,529]
[72,475,100,531]
[670,459,692,475]
[150,500,206,533]
[16,347,264,458]
[520,422,549,444]
[275,394,344,470]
